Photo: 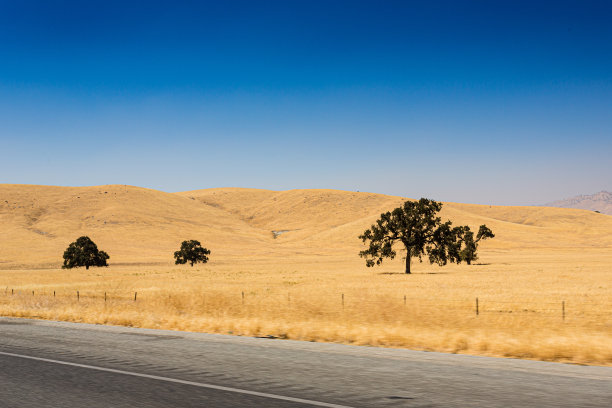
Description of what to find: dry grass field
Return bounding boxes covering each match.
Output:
[1,184,611,365]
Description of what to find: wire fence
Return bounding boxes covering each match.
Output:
[3,286,612,325]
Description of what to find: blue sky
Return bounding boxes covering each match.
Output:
[1,0,610,205]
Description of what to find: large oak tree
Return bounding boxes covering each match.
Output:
[359,198,494,274]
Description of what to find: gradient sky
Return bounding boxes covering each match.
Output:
[1,0,611,205]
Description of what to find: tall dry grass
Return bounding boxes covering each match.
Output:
[1,249,611,366]
[1,185,611,364]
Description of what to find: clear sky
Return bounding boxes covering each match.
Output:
[1,0,610,205]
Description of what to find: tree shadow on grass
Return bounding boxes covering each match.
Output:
[377,271,450,275]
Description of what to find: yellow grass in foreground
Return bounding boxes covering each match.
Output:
[1,250,611,366]
[1,185,611,365]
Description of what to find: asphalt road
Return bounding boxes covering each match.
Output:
[0,318,610,407]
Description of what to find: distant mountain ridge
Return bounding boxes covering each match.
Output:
[545,191,612,215]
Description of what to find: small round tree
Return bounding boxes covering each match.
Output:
[174,240,211,266]
[62,236,109,269]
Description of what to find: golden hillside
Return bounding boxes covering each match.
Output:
[2,184,612,365]
[0,184,268,268]
[1,184,611,268]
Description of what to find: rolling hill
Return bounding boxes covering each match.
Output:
[1,184,611,268]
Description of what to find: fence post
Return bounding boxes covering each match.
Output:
[134,292,137,301]
[562,300,565,321]
[32,290,34,296]
[476,297,479,316]
[105,292,107,302]
[77,291,80,301]
[342,293,344,308]
[12,289,14,295]
[53,290,55,297]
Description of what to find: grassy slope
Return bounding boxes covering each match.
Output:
[181,187,612,253]
[2,184,611,268]
[2,184,612,365]
[0,185,268,267]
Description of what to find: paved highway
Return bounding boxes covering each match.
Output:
[0,317,610,407]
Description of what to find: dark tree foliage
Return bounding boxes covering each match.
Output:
[359,198,494,273]
[453,224,495,265]
[174,240,211,266]
[62,236,109,270]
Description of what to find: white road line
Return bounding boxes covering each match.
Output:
[0,350,353,408]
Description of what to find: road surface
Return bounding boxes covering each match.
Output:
[0,317,610,407]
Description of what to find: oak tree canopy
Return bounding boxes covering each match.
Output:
[359,198,494,274]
